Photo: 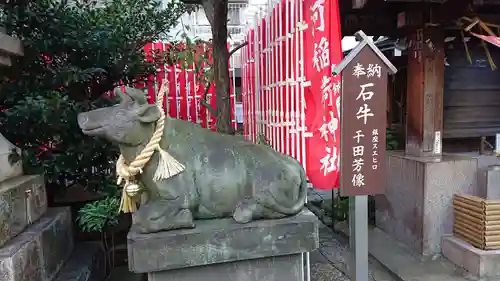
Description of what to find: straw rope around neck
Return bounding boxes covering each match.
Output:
[116,81,185,213]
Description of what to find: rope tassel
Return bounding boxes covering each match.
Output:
[115,80,185,213]
[153,146,185,181]
[119,188,138,213]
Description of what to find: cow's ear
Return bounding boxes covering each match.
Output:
[137,104,161,124]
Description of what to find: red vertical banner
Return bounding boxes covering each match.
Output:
[303,0,342,189]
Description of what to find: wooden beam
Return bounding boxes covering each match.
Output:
[405,25,445,158]
[0,31,23,56]
[341,8,398,36]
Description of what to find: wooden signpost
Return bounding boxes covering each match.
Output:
[333,30,397,281]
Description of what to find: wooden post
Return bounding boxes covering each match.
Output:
[405,25,444,158]
[333,31,397,281]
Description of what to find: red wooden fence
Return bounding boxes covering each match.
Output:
[241,0,343,190]
[136,41,237,131]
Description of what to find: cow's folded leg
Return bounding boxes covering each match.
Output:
[134,199,195,233]
[233,198,286,224]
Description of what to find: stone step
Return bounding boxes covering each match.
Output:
[0,174,47,247]
[0,207,74,281]
[53,242,106,281]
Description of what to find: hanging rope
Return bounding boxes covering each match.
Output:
[116,80,185,213]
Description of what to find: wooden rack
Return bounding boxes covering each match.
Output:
[453,194,500,250]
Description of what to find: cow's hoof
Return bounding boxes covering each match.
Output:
[233,201,256,223]
[233,208,252,223]
[176,209,196,228]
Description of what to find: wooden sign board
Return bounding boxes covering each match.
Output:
[333,30,397,197]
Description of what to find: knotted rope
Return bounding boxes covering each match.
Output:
[116,80,185,213]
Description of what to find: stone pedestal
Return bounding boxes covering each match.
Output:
[375,151,478,256]
[128,210,319,281]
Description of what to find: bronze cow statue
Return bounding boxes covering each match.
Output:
[77,87,307,233]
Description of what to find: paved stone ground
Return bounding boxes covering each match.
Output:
[313,224,398,281]
[309,250,350,281]
[307,187,335,202]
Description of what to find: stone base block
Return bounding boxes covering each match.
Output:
[375,151,477,256]
[149,254,304,281]
[0,207,74,281]
[128,209,319,280]
[442,235,500,278]
[53,242,106,281]
[0,175,47,247]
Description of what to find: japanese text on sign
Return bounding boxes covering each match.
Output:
[349,64,381,187]
[337,37,395,196]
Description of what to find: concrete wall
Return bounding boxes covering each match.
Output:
[376,151,478,256]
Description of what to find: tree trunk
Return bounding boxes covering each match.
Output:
[202,0,233,134]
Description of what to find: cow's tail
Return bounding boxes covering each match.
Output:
[269,167,308,215]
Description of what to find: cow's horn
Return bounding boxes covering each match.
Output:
[114,87,132,102]
[127,88,148,105]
